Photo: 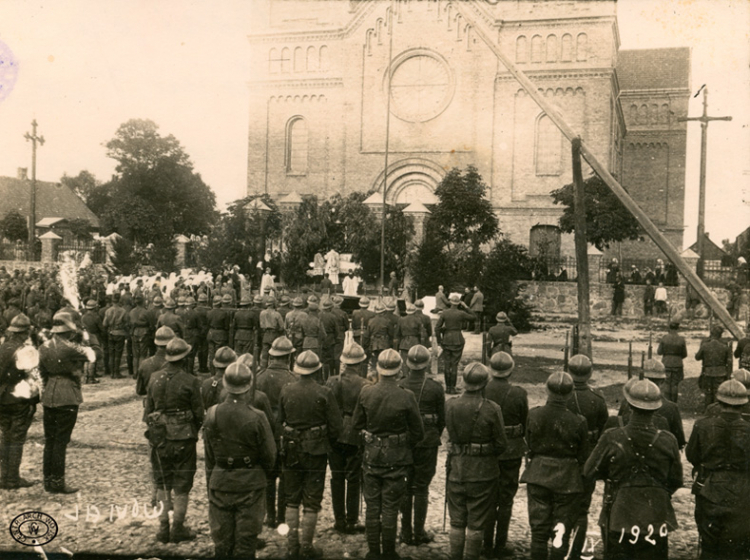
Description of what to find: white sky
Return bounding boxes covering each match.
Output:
[0,0,748,246]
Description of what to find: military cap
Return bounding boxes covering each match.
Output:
[359,296,371,308]
[213,346,238,368]
[280,295,291,306]
[373,302,386,314]
[154,326,176,346]
[153,296,164,306]
[414,299,424,309]
[197,293,208,303]
[623,378,662,410]
[269,336,295,357]
[406,345,430,370]
[341,342,367,365]
[85,299,98,310]
[51,312,77,334]
[385,298,397,311]
[332,295,343,306]
[716,379,749,406]
[463,362,490,391]
[8,313,31,332]
[164,298,177,309]
[222,294,233,305]
[186,296,196,306]
[405,303,416,315]
[546,371,574,396]
[449,294,461,305]
[165,337,192,362]
[489,351,514,378]
[294,350,322,375]
[568,354,592,380]
[292,297,305,308]
[223,362,254,395]
[213,295,222,305]
[496,312,509,323]
[321,298,333,310]
[732,368,750,390]
[643,358,666,380]
[253,295,264,304]
[377,348,402,377]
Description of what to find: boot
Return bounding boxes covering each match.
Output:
[170,494,196,542]
[266,479,278,528]
[449,526,466,560]
[465,529,484,560]
[400,494,414,545]
[345,478,364,533]
[493,503,513,557]
[413,493,433,544]
[155,490,171,543]
[156,520,170,544]
[383,521,408,560]
[365,515,382,559]
[43,476,53,492]
[285,506,300,560]
[48,476,78,494]
[300,510,321,559]
[5,443,35,489]
[330,476,347,532]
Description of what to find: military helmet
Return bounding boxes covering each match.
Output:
[186,296,196,306]
[269,336,294,357]
[731,368,750,390]
[197,293,208,303]
[253,295,263,304]
[85,299,97,310]
[280,295,291,306]
[164,298,176,309]
[239,297,252,306]
[384,298,396,311]
[265,298,276,308]
[341,342,367,365]
[294,350,322,375]
[489,351,514,378]
[546,371,574,397]
[153,296,164,306]
[307,301,319,311]
[643,358,666,380]
[414,299,425,309]
[495,312,508,323]
[377,348,402,377]
[212,295,222,305]
[568,354,592,380]
[405,303,416,315]
[373,302,386,314]
[292,297,305,308]
[223,362,254,395]
[165,337,192,362]
[307,295,319,305]
[449,294,461,305]
[213,346,238,369]
[154,326,176,346]
[8,313,31,332]
[237,353,255,370]
[321,298,334,310]
[463,362,490,391]
[358,296,371,308]
[332,295,343,306]
[716,379,749,406]
[406,345,430,371]
[51,312,76,334]
[623,378,662,410]
[177,296,186,306]
[222,294,233,305]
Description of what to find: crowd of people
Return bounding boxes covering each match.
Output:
[0,263,749,560]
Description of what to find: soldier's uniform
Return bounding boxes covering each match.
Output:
[398,345,445,545]
[326,341,369,534]
[695,327,731,408]
[206,297,231,375]
[521,372,589,560]
[259,302,284,369]
[395,304,422,377]
[352,349,424,560]
[351,297,374,352]
[194,294,210,372]
[130,299,151,377]
[445,363,507,560]
[705,369,750,421]
[145,296,164,358]
[104,297,130,378]
[487,313,518,356]
[331,296,349,376]
[734,335,750,370]
[363,304,395,373]
[686,380,750,559]
[284,298,308,356]
[200,347,238,411]
[299,300,327,366]
[483,352,528,558]
[82,301,106,379]
[413,300,433,347]
[318,299,341,381]
[584,378,683,560]
[233,298,259,358]
[157,299,185,339]
[204,362,277,560]
[435,297,475,394]
[279,351,342,559]
[657,324,688,403]
[136,327,175,404]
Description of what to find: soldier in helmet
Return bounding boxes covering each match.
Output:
[129,295,151,376]
[145,337,204,543]
[181,297,201,374]
[256,336,296,528]
[157,298,185,339]
[487,312,518,357]
[706,368,750,420]
[259,299,284,369]
[399,344,445,546]
[285,297,308,357]
[351,296,374,351]
[352,349,424,560]
[585,378,683,560]
[483,352,528,558]
[201,347,238,410]
[363,302,394,374]
[318,298,341,381]
[206,295,231,375]
[656,321,687,403]
[563,355,609,560]
[436,294,476,394]
[82,299,105,382]
[330,296,350,377]
[233,297,258,358]
[136,326,176,401]
[203,362,277,560]
[686,379,750,559]
[279,350,342,559]
[445,363,507,560]
[413,300,433,347]
[521,372,588,560]
[395,303,423,378]
[299,297,327,370]
[695,325,731,409]
[104,293,130,378]
[194,293,210,372]
[326,340,369,534]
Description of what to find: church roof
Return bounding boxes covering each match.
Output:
[617,47,690,91]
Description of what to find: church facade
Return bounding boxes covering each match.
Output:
[247,0,690,259]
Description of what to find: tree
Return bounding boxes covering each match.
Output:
[280,196,330,287]
[66,218,92,246]
[105,118,190,174]
[0,211,28,242]
[550,174,643,251]
[61,170,99,204]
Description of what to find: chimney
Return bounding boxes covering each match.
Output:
[17,168,28,181]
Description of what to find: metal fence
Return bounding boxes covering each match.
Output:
[0,241,40,262]
[599,258,680,286]
[530,256,578,281]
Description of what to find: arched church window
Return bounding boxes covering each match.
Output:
[576,33,588,62]
[516,36,528,63]
[307,46,318,72]
[531,35,543,63]
[546,35,558,62]
[561,34,573,61]
[536,114,563,175]
[294,47,304,72]
[280,47,291,73]
[319,45,329,71]
[529,224,562,260]
[286,117,308,175]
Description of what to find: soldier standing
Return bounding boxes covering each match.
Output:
[352,349,424,560]
[435,294,475,394]
[395,303,422,377]
[686,379,750,559]
[483,352,528,558]
[146,295,164,358]
[487,312,518,356]
[232,297,256,356]
[363,302,394,373]
[706,368,750,420]
[129,295,151,377]
[733,330,750,370]
[470,286,484,334]
[584,378,683,560]
[351,296,374,353]
[206,295,231,375]
[203,362,277,560]
[326,341,369,534]
[145,337,204,543]
[104,293,130,378]
[285,297,308,357]
[299,297,326,366]
[521,371,588,560]
[181,297,201,375]
[657,321,688,402]
[318,298,341,381]
[259,299,284,369]
[82,299,105,381]
[695,325,731,409]
[413,300,433,347]
[194,293,210,372]
[157,298,185,339]
[279,350,342,559]
[398,345,445,546]
[331,295,349,376]
[201,347,238,410]
[136,326,176,401]
[445,363,507,560]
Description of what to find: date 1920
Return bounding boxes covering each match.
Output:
[618,523,669,545]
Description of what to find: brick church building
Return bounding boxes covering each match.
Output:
[247,0,690,259]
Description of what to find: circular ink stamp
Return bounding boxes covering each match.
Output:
[9,511,58,546]
[0,40,20,104]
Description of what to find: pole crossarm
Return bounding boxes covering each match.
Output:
[452,1,744,340]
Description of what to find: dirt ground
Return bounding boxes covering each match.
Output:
[0,321,730,559]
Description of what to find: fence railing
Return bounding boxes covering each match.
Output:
[0,242,40,262]
[530,256,578,281]
[599,258,680,286]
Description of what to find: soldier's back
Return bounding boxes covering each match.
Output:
[566,385,609,447]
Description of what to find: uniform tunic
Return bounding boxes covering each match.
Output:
[657,332,687,402]
[695,338,731,406]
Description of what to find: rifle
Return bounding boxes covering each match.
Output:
[627,341,633,379]
[481,331,488,366]
[647,332,653,359]
[639,351,645,380]
[727,340,734,375]
[443,450,451,532]
[563,331,570,372]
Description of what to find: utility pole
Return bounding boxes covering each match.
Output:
[677,87,732,278]
[24,119,45,249]
[572,138,592,359]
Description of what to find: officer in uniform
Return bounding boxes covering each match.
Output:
[326,341,369,534]
[657,321,688,403]
[331,295,350,376]
[363,303,395,373]
[398,345,445,546]
[487,312,518,356]
[194,293,210,372]
[695,325,731,409]
[285,297,308,357]
[413,300,433,347]
[445,363,507,560]
[279,350,342,559]
[201,347,238,410]
[145,337,204,543]
[206,295,231,375]
[256,336,296,528]
[435,294,475,394]
[300,297,327,366]
[318,298,341,381]
[82,299,105,381]
[521,371,589,560]
[483,352,528,558]
[686,379,750,559]
[351,296,374,350]
[233,297,258,357]
[203,362,277,560]
[564,355,609,560]
[104,293,130,378]
[395,303,422,378]
[352,349,423,560]
[584,378,683,560]
[259,299,284,369]
[182,296,201,374]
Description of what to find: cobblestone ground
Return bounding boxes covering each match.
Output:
[0,329,704,559]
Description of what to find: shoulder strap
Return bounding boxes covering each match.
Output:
[416,377,428,408]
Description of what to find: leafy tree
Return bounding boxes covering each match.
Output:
[550,174,643,251]
[0,210,28,242]
[67,218,92,245]
[410,232,454,295]
[109,236,141,275]
[61,170,99,204]
[480,239,535,332]
[281,196,330,287]
[105,118,190,174]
